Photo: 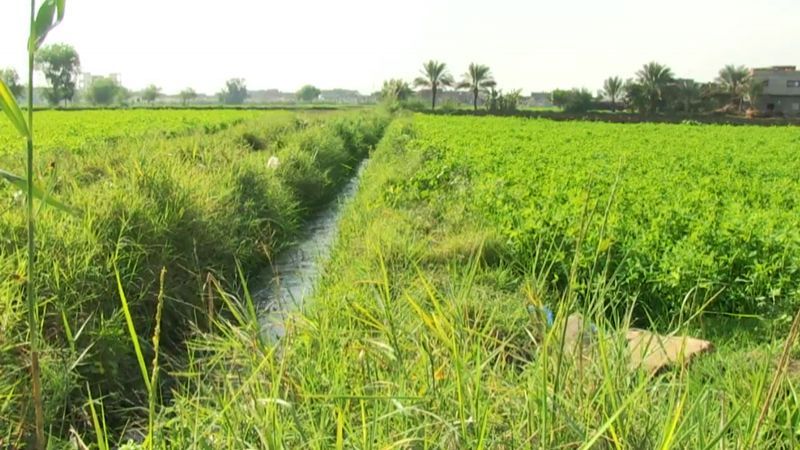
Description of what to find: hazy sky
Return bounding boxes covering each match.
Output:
[2,0,798,95]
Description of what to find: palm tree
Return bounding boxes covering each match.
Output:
[602,76,624,111]
[675,79,701,112]
[457,63,496,111]
[380,79,412,103]
[636,62,674,114]
[743,78,764,110]
[413,60,454,111]
[716,64,750,110]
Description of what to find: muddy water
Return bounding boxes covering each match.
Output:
[254,161,367,339]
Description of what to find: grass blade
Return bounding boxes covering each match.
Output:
[0,79,29,138]
[114,265,152,393]
[0,168,78,215]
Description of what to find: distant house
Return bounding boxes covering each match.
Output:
[528,92,553,107]
[78,72,121,90]
[750,66,800,115]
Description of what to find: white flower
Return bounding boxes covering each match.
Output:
[12,190,24,205]
[267,156,280,169]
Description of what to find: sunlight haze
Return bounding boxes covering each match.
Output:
[2,0,798,94]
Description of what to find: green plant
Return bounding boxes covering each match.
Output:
[35,42,80,107]
[85,76,124,105]
[0,1,70,447]
[602,76,624,111]
[296,84,321,102]
[457,63,496,111]
[218,78,248,104]
[413,60,454,111]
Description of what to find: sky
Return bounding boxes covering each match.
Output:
[1,0,798,95]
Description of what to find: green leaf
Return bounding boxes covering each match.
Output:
[28,0,66,51]
[0,79,29,138]
[0,168,78,215]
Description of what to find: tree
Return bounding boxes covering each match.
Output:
[219,78,247,104]
[623,79,648,114]
[457,63,496,111]
[486,88,521,113]
[380,79,412,103]
[636,61,674,114]
[716,64,750,111]
[413,60,454,111]
[179,88,198,105]
[142,84,161,103]
[675,79,701,112]
[743,78,764,110]
[85,76,123,105]
[602,76,624,111]
[551,88,593,113]
[0,68,23,99]
[296,84,321,102]
[35,43,81,107]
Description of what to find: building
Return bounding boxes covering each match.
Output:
[750,66,800,115]
[527,92,553,107]
[78,72,122,90]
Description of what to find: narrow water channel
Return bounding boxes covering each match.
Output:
[253,160,367,339]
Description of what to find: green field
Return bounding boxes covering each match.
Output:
[153,114,799,448]
[0,109,275,155]
[0,108,389,447]
[2,110,800,448]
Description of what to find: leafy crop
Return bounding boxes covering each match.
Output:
[393,115,800,323]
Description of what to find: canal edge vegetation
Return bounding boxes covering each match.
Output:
[0,97,390,446]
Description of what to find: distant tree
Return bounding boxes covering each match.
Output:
[457,63,496,111]
[716,64,750,110]
[380,79,412,103]
[0,68,23,99]
[623,79,648,114]
[85,76,123,105]
[142,84,161,103]
[413,60,454,111]
[743,78,764,110]
[636,62,674,113]
[179,88,198,105]
[296,84,321,102]
[602,76,624,111]
[35,43,81,107]
[675,79,701,112]
[486,88,521,113]
[551,88,593,113]
[219,78,248,104]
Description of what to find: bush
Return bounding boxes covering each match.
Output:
[552,88,594,113]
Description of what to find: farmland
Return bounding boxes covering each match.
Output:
[2,109,800,448]
[154,114,800,448]
[0,109,272,155]
[0,108,389,446]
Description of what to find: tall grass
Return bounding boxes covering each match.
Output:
[0,109,390,445]
[137,117,800,448]
[0,1,69,448]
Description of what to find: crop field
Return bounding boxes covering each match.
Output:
[2,109,800,448]
[403,115,800,321]
[0,109,275,156]
[159,115,800,448]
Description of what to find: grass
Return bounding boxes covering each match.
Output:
[0,108,390,446]
[2,109,798,448]
[134,115,800,448]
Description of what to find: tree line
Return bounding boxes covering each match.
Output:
[0,44,255,106]
[380,60,522,113]
[556,62,762,114]
[0,45,769,113]
[382,60,768,116]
